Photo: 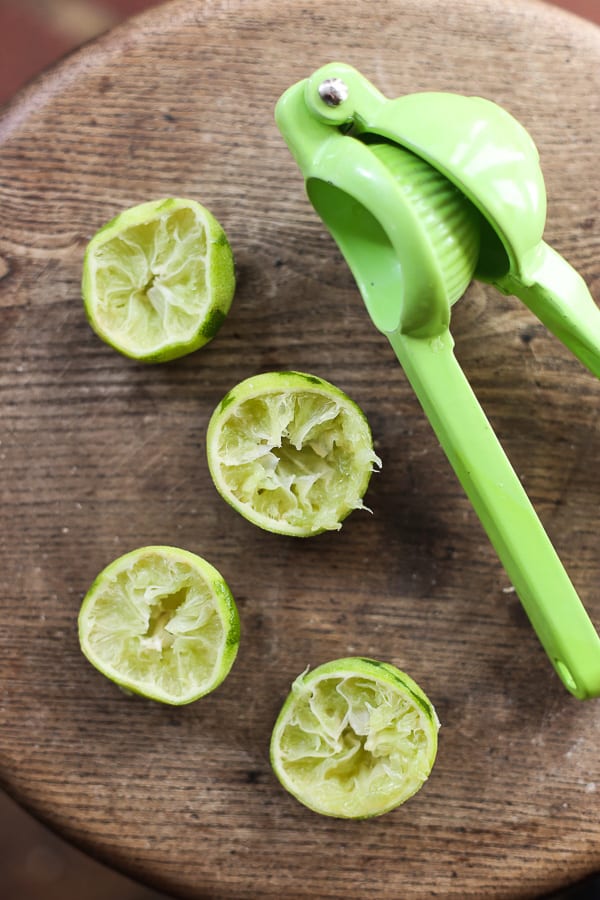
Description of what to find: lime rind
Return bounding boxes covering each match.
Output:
[270,657,439,818]
[82,198,235,362]
[78,546,240,705]
[206,372,382,536]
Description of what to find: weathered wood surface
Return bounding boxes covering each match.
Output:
[0,1,598,897]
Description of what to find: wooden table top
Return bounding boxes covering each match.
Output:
[0,0,598,897]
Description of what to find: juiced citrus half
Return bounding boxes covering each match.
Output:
[78,546,240,705]
[82,198,235,361]
[270,657,440,818]
[206,371,381,536]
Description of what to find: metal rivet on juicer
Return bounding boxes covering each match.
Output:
[318,78,349,107]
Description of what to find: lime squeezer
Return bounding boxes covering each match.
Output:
[275,63,600,699]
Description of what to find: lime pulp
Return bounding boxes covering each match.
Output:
[82,198,235,362]
[270,657,439,818]
[78,546,240,705]
[206,371,381,536]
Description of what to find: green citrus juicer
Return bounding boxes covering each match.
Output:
[275,62,600,699]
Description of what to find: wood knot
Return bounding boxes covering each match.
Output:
[0,257,10,281]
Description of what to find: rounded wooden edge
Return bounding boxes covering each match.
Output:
[2,0,600,141]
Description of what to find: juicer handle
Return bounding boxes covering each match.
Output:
[501,243,600,379]
[388,328,600,699]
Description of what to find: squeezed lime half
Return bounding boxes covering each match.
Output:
[206,371,381,536]
[82,198,235,361]
[270,657,440,818]
[78,546,240,704]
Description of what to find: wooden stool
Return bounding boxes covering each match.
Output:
[0,1,598,897]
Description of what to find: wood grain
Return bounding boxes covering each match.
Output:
[0,1,599,898]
